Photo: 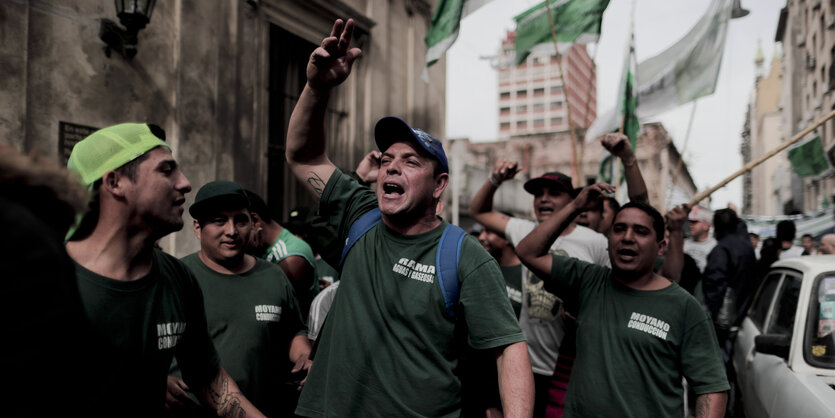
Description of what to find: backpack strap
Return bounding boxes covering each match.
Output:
[339,208,382,268]
[436,224,467,319]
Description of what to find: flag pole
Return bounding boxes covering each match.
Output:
[688,108,835,207]
[544,0,580,186]
[666,100,698,208]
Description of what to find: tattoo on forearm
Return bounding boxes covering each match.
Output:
[306,172,326,197]
[208,373,247,417]
[695,395,711,418]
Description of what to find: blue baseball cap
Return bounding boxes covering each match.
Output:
[374,116,449,173]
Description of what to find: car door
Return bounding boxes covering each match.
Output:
[746,272,803,418]
[734,271,782,406]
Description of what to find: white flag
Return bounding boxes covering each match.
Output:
[636,0,732,118]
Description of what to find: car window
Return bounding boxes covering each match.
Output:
[748,272,783,330]
[805,274,835,369]
[766,274,802,337]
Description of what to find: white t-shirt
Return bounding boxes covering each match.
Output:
[684,237,717,273]
[505,217,610,376]
[307,281,340,341]
[779,245,804,260]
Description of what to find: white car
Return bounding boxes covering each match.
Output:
[731,255,835,418]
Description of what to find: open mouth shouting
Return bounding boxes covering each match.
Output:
[615,247,639,263]
[382,182,405,198]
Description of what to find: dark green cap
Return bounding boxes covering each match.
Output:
[189,180,250,219]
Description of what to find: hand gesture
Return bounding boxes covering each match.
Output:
[490,159,520,186]
[355,150,381,183]
[307,19,363,90]
[664,204,691,233]
[165,376,196,410]
[600,133,635,162]
[573,183,616,212]
[291,354,313,391]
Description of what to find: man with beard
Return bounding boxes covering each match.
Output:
[66,123,265,417]
[285,19,533,417]
[166,180,311,417]
[516,183,729,418]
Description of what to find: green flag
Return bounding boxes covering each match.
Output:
[513,0,609,65]
[424,0,495,70]
[789,135,831,177]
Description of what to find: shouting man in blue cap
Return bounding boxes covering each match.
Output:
[285,18,533,418]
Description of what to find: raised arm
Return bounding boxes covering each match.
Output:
[286,18,362,202]
[516,183,615,279]
[601,133,648,203]
[468,159,520,235]
[495,341,534,418]
[661,204,690,283]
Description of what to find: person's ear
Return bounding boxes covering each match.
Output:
[433,173,449,200]
[193,219,201,239]
[101,171,127,199]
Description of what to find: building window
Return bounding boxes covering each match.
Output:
[500,107,511,115]
[517,105,528,113]
[500,122,511,131]
[533,118,545,127]
[533,87,545,96]
[550,100,563,108]
[550,85,563,94]
[500,91,511,100]
[516,120,527,128]
[533,102,544,112]
[516,89,528,98]
[551,116,564,125]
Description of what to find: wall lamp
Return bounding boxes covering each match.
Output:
[99,0,157,59]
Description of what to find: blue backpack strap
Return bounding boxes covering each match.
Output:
[339,208,382,268]
[436,224,467,319]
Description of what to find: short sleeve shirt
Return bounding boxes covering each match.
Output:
[174,254,307,416]
[74,250,220,417]
[547,255,729,417]
[296,168,524,418]
[505,218,609,375]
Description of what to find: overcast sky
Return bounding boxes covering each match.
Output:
[446,0,786,210]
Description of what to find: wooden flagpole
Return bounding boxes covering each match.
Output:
[688,108,835,207]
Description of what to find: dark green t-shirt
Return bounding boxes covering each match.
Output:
[547,255,729,418]
[74,249,220,417]
[172,254,307,417]
[296,168,524,418]
[501,264,523,318]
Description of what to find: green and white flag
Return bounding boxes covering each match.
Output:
[599,21,638,184]
[513,0,609,66]
[424,0,494,71]
[789,135,832,177]
[636,0,732,118]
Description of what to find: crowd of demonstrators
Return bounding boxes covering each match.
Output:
[819,233,835,254]
[684,205,717,273]
[64,123,265,417]
[285,18,533,418]
[777,219,805,259]
[166,180,311,417]
[516,184,729,418]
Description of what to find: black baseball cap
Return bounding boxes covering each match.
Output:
[523,172,577,197]
[189,180,250,219]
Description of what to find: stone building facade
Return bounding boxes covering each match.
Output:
[1,0,444,256]
[774,0,835,213]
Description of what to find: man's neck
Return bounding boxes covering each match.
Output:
[199,251,256,275]
[382,211,442,235]
[613,271,671,291]
[66,223,156,281]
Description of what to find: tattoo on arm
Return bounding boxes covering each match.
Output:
[306,172,326,197]
[208,373,246,418]
[695,395,711,418]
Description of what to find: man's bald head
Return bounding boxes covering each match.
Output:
[819,234,835,254]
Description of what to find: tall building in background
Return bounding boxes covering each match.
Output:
[497,31,597,137]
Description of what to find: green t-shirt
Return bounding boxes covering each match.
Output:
[172,254,307,417]
[296,168,525,418]
[74,249,220,417]
[501,264,523,318]
[263,227,319,319]
[547,255,729,418]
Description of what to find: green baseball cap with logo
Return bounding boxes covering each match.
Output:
[67,123,170,188]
